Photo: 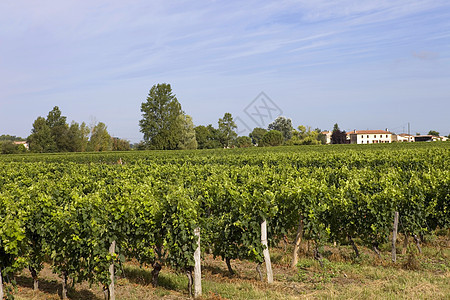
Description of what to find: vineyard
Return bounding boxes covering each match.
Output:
[0,142,449,299]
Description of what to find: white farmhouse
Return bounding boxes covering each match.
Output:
[321,131,332,144]
[348,130,392,144]
[395,133,414,142]
[433,136,448,142]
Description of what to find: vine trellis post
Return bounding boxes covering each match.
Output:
[108,240,116,300]
[261,219,273,283]
[194,227,202,298]
[392,212,399,262]
[291,216,304,268]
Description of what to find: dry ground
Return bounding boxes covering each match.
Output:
[7,234,450,300]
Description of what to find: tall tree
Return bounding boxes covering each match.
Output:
[139,83,183,150]
[249,127,267,145]
[177,114,197,150]
[46,106,70,152]
[218,113,237,148]
[331,123,348,144]
[67,121,90,152]
[268,116,293,141]
[79,122,90,151]
[88,122,112,151]
[28,117,56,152]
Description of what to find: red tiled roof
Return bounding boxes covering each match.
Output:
[349,130,392,135]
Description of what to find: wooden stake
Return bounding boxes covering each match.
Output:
[194,227,202,298]
[109,241,116,300]
[261,219,273,283]
[291,217,304,268]
[392,212,399,262]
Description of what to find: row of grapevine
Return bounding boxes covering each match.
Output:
[0,143,448,298]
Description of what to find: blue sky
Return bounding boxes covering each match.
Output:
[1,0,449,142]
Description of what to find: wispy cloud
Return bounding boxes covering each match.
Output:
[0,0,449,139]
[413,51,439,60]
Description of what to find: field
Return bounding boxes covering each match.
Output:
[9,236,450,300]
[1,142,449,299]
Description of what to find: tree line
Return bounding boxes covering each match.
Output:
[26,107,130,153]
[5,82,445,154]
[138,83,333,150]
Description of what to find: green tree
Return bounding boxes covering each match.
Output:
[112,137,131,151]
[249,127,267,145]
[46,106,70,152]
[80,122,90,151]
[428,130,439,136]
[218,113,237,148]
[316,128,327,144]
[177,114,197,150]
[28,117,56,152]
[259,130,283,147]
[1,141,17,154]
[67,121,90,152]
[194,125,221,149]
[268,116,293,141]
[88,122,111,151]
[132,142,147,150]
[67,122,81,152]
[0,135,25,142]
[236,136,252,148]
[194,125,209,149]
[139,83,183,150]
[289,125,321,145]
